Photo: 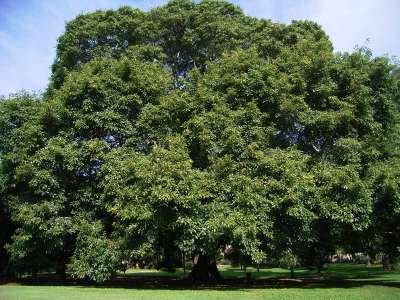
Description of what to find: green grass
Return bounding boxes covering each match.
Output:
[1,285,399,300]
[1,264,399,300]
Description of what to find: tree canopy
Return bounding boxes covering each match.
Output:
[1,0,399,282]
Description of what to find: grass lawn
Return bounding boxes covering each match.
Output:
[0,264,399,300]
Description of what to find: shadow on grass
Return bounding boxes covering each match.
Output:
[1,264,399,291]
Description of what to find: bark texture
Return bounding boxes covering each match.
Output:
[187,254,222,283]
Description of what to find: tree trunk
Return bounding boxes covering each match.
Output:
[56,262,66,279]
[383,254,396,271]
[32,267,38,279]
[317,264,323,274]
[366,256,371,267]
[56,245,68,279]
[290,266,294,278]
[187,254,222,283]
[183,252,186,275]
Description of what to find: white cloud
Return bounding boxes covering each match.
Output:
[310,0,400,57]
[0,0,167,96]
[235,0,400,57]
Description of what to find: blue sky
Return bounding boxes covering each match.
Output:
[0,0,399,96]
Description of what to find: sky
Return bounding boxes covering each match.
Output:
[0,0,399,96]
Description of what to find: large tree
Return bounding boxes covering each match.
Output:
[1,0,399,282]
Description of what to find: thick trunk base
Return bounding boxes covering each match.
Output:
[187,254,222,283]
[56,264,66,279]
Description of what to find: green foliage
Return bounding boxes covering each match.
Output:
[70,221,122,283]
[366,158,400,269]
[278,249,298,272]
[1,0,399,283]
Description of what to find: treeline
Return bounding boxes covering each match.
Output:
[0,0,399,283]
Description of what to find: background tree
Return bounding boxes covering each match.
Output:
[0,92,44,277]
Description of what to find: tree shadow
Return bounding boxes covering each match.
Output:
[2,272,400,292]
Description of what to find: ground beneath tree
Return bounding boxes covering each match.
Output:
[1,264,399,290]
